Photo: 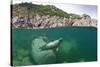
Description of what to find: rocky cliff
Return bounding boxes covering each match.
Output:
[73,14,97,27]
[12,14,97,29]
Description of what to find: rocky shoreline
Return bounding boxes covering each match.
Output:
[12,14,97,29]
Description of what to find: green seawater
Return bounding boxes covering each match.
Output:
[12,27,97,66]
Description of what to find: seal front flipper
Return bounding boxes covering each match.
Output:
[56,48,59,52]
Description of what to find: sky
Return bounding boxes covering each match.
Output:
[12,0,97,19]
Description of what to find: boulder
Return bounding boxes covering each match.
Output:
[31,36,56,64]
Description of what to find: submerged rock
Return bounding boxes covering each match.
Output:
[31,37,56,64]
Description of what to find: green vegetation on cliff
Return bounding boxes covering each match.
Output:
[12,2,81,19]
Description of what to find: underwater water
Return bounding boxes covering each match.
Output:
[12,27,97,66]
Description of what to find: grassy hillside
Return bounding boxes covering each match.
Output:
[12,2,81,19]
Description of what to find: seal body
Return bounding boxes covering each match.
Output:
[40,38,62,50]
